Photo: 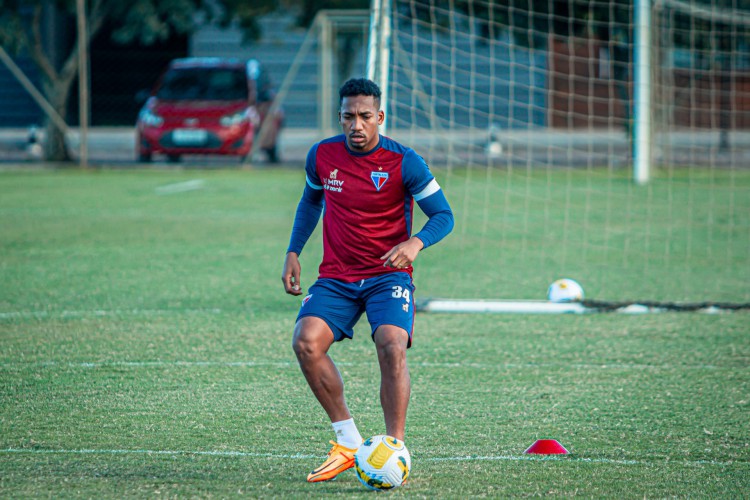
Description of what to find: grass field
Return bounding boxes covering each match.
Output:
[1,168,748,497]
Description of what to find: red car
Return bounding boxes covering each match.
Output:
[136,57,283,163]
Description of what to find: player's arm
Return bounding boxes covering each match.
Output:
[283,148,324,295]
[413,184,453,249]
[404,148,454,250]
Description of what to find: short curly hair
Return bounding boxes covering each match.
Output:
[339,78,381,106]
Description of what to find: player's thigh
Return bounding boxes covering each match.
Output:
[363,273,415,347]
[296,279,364,343]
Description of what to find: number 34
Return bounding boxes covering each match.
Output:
[391,286,411,303]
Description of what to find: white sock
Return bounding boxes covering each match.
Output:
[332,418,363,449]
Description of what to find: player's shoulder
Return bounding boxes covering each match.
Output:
[379,135,412,156]
[307,135,346,163]
[380,136,426,168]
[317,134,347,148]
[307,134,345,151]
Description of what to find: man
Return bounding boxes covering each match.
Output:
[282,78,453,483]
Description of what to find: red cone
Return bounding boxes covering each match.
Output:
[524,439,569,455]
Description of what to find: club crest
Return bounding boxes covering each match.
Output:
[371,171,389,191]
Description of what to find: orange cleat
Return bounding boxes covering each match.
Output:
[307,441,358,483]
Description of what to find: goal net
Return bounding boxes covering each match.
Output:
[371,0,750,307]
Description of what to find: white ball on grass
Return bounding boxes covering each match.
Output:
[354,435,410,491]
[547,278,585,302]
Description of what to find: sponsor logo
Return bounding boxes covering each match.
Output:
[323,169,344,192]
[371,171,389,191]
[302,294,312,306]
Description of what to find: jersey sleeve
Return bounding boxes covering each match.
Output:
[401,149,454,249]
[304,143,323,189]
[414,189,453,248]
[287,144,324,255]
[401,149,434,196]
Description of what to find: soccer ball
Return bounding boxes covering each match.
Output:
[547,278,585,302]
[354,435,410,490]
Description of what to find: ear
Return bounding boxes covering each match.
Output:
[377,110,385,125]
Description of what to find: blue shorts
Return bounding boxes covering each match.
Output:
[296,272,416,348]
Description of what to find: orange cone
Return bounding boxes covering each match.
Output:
[524,439,569,455]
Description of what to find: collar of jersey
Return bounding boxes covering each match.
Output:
[342,134,382,157]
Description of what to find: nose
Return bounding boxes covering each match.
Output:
[350,116,362,131]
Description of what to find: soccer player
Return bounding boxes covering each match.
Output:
[282,78,454,483]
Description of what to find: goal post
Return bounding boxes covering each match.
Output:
[367,0,392,133]
[633,0,652,184]
[369,0,750,309]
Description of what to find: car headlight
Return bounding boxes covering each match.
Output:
[138,109,163,127]
[220,111,247,127]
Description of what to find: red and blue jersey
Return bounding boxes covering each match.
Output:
[288,134,453,282]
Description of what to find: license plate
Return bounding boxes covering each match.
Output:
[173,129,208,145]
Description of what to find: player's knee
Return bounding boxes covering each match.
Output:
[378,343,406,367]
[374,327,408,361]
[292,318,332,360]
[291,330,314,360]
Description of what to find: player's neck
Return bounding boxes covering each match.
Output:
[345,134,381,156]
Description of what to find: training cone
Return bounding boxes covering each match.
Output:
[524,439,569,455]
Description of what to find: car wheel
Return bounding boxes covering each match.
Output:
[138,151,152,163]
[167,154,181,163]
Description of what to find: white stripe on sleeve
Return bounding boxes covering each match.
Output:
[413,179,441,201]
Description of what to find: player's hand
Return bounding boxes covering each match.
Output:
[381,236,424,269]
[282,252,303,296]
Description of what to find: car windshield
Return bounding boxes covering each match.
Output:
[156,67,248,101]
